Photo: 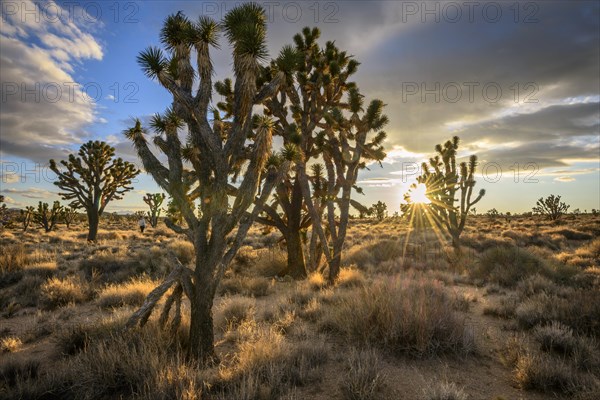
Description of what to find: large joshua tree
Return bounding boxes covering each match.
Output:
[49,141,139,241]
[124,5,289,361]
[258,28,386,279]
[402,136,485,250]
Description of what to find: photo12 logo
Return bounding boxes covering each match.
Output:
[200,1,339,23]
[398,1,540,24]
[400,82,539,104]
[1,1,140,25]
[1,82,139,104]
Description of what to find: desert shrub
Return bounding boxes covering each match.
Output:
[514,351,593,395]
[503,335,599,395]
[220,329,329,399]
[483,294,518,319]
[471,246,577,287]
[1,336,22,353]
[8,319,200,400]
[340,348,386,400]
[39,276,89,309]
[533,322,578,354]
[254,249,287,277]
[0,244,28,274]
[558,238,600,268]
[545,229,593,241]
[218,276,271,297]
[516,290,600,336]
[54,313,131,356]
[79,249,139,283]
[216,297,256,331]
[0,358,39,390]
[319,278,473,357]
[516,274,559,297]
[461,233,513,252]
[423,381,468,400]
[343,239,403,268]
[97,276,157,308]
[298,298,322,322]
[337,267,366,288]
[308,272,326,291]
[167,239,195,265]
[0,244,29,287]
[0,274,44,310]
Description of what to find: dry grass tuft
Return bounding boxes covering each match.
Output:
[167,239,195,265]
[40,276,89,309]
[216,297,256,331]
[337,267,366,288]
[340,347,386,400]
[319,277,473,357]
[472,246,577,287]
[1,337,22,353]
[97,276,158,308]
[423,381,468,400]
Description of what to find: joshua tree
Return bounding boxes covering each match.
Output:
[371,201,388,221]
[486,208,499,219]
[143,193,165,228]
[49,141,139,241]
[258,28,387,281]
[20,206,34,231]
[299,88,388,283]
[124,5,288,361]
[33,201,62,232]
[402,136,485,250]
[0,195,7,226]
[61,206,78,229]
[532,194,570,221]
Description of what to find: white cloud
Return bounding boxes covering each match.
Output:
[0,173,20,184]
[2,196,23,206]
[554,176,576,182]
[0,0,104,162]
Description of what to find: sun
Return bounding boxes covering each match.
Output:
[410,183,431,204]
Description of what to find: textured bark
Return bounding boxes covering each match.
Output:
[285,228,307,279]
[87,209,99,242]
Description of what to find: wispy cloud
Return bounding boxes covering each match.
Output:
[1,187,56,199]
[0,0,104,162]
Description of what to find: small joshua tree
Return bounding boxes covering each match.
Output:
[33,201,62,232]
[532,194,570,221]
[371,201,388,221]
[143,193,165,228]
[49,141,139,241]
[402,136,485,250]
[61,206,78,229]
[20,206,34,231]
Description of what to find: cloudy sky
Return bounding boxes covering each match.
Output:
[1,0,599,213]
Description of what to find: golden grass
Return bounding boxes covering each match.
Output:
[97,276,158,308]
[1,337,22,353]
[39,276,89,309]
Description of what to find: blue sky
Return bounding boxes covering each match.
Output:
[1,1,599,214]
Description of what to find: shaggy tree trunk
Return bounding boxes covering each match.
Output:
[188,283,216,361]
[285,228,307,279]
[284,181,307,278]
[87,209,99,242]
